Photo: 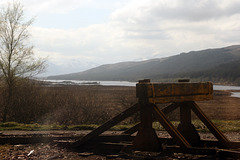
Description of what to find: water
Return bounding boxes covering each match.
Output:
[213,85,240,91]
[213,85,240,98]
[231,92,240,98]
[43,80,137,87]
[43,80,240,97]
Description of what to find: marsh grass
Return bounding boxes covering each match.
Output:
[0,85,137,125]
[0,85,239,133]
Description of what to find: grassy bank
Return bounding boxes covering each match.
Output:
[1,120,240,132]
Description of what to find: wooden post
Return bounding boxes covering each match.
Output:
[133,101,161,151]
[177,102,200,146]
[133,79,161,151]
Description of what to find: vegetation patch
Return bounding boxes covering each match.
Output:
[0,120,239,132]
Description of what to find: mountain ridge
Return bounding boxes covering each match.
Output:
[47,45,240,84]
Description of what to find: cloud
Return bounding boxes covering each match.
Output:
[21,0,90,14]
[109,0,240,50]
[19,0,130,15]
[111,0,240,23]
[12,0,240,74]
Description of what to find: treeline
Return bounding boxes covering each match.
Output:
[188,59,240,85]
[0,82,137,125]
[153,59,240,85]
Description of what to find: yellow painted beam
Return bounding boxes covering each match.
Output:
[136,82,213,103]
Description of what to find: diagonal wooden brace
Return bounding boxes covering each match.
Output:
[72,103,140,148]
[191,102,231,148]
[153,104,192,149]
[123,103,180,135]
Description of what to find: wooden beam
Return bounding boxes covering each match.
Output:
[122,123,140,135]
[136,82,213,103]
[191,102,230,148]
[122,103,180,135]
[72,103,140,148]
[152,104,191,149]
[161,102,180,114]
[148,94,213,104]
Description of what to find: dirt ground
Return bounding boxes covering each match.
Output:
[0,130,239,159]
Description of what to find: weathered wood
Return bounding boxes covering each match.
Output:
[191,102,230,148]
[93,134,133,143]
[0,136,81,145]
[165,146,217,155]
[133,102,161,151]
[123,103,179,135]
[227,142,240,149]
[136,82,213,103]
[217,149,240,159]
[152,104,192,149]
[72,79,239,156]
[122,123,140,135]
[72,103,140,148]
[161,103,179,114]
[177,102,200,146]
[148,94,212,103]
[178,79,190,82]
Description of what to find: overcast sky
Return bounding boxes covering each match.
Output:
[1,0,240,71]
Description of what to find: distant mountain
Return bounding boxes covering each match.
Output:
[40,59,100,77]
[47,45,240,84]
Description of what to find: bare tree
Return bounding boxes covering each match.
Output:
[0,1,46,122]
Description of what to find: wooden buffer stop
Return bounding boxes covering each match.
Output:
[73,79,240,158]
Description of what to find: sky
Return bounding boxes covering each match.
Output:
[1,0,240,75]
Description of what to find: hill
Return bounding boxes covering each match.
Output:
[47,45,240,84]
[176,59,240,84]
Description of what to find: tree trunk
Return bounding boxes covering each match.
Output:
[2,84,13,122]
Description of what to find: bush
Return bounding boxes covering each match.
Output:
[0,84,137,125]
[0,122,19,127]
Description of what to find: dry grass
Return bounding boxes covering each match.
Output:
[197,90,240,120]
[0,84,239,126]
[0,85,137,125]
